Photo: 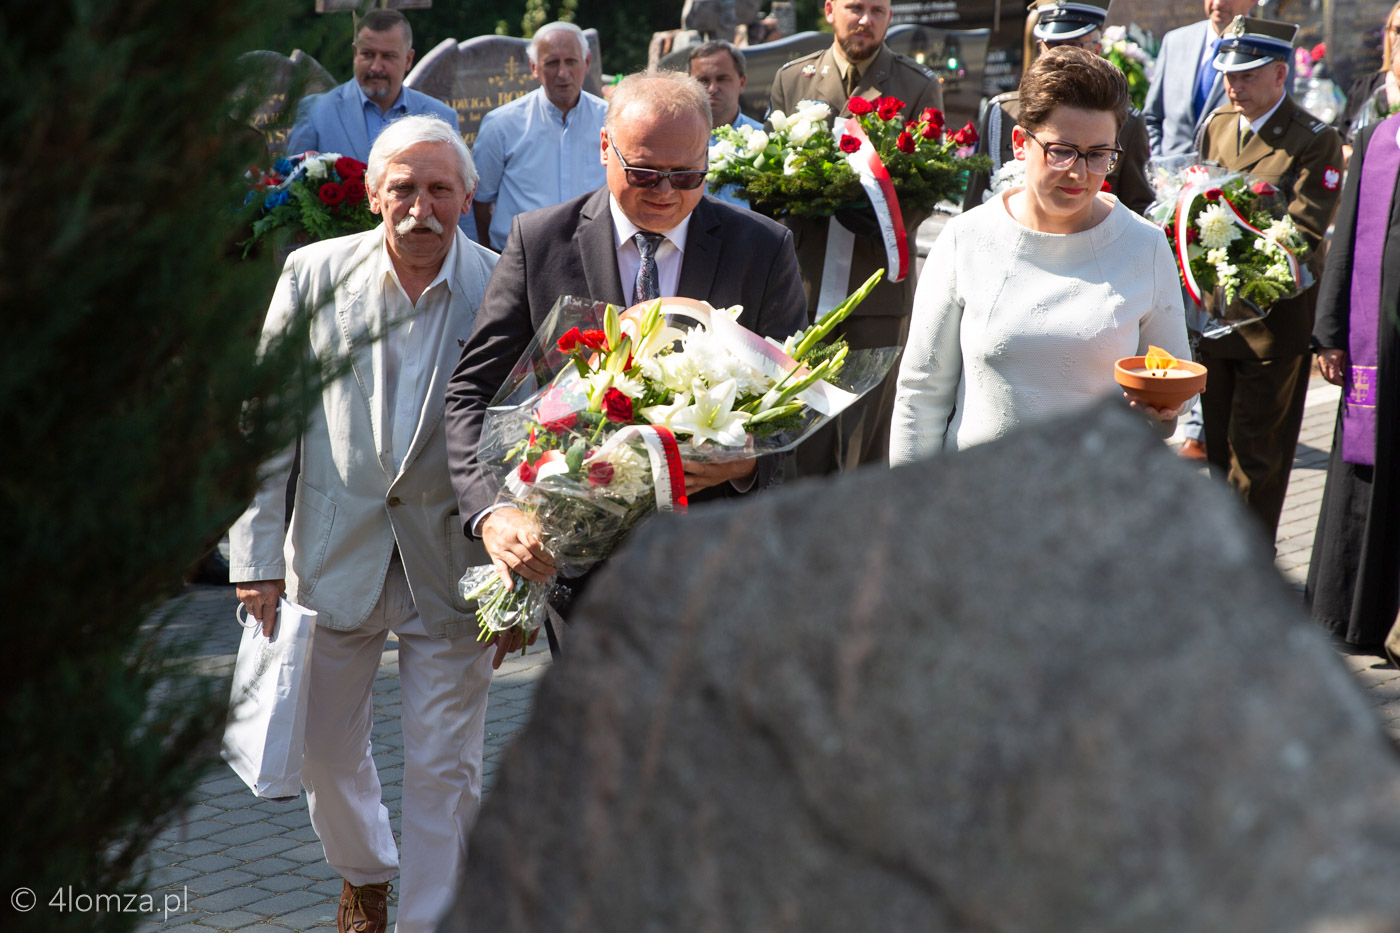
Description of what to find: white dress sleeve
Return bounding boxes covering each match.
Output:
[890,222,965,466]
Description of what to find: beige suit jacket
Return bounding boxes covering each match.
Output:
[230,227,496,637]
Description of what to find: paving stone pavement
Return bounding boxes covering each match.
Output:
[124,374,1397,931]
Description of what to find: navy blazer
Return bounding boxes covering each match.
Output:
[445,187,809,528]
[285,79,460,160]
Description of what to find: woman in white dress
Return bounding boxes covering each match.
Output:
[890,46,1192,465]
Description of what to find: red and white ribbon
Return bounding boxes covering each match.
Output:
[840,117,909,284]
[1173,172,1301,307]
[591,424,688,513]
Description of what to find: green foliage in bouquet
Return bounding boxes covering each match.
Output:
[707,97,989,219]
[1101,26,1155,111]
[0,3,324,930]
[242,151,377,257]
[1160,175,1311,310]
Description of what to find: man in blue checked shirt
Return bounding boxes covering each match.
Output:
[471,22,609,250]
[689,41,762,209]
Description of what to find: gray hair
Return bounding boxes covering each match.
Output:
[528,22,589,64]
[688,40,746,79]
[605,69,712,136]
[366,114,477,193]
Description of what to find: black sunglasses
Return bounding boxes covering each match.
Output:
[609,140,708,190]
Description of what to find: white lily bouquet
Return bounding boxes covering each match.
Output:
[460,273,898,646]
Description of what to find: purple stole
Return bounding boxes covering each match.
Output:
[1343,113,1400,465]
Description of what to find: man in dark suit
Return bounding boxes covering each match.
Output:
[1196,16,1344,539]
[767,0,944,476]
[445,69,807,657]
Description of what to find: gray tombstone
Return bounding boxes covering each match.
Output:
[234,50,336,158]
[404,30,604,149]
[448,399,1400,932]
[681,0,763,35]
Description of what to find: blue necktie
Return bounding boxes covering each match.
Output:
[1194,39,1221,119]
[632,232,663,305]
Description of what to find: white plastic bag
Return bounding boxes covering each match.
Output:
[222,598,317,799]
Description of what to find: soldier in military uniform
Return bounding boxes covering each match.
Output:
[1195,16,1344,539]
[767,0,944,476]
[962,0,1155,214]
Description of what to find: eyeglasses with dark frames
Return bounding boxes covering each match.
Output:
[1022,129,1123,175]
[609,140,709,190]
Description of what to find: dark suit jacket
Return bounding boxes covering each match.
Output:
[445,186,808,530]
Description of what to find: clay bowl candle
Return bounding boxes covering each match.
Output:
[1114,356,1207,410]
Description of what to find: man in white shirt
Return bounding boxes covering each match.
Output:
[230,115,498,933]
[471,22,608,250]
[689,40,762,208]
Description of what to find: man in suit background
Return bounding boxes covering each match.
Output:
[766,0,943,476]
[690,40,763,208]
[1143,0,1258,157]
[961,0,1155,215]
[285,10,460,163]
[445,70,807,654]
[230,114,497,933]
[1195,16,1344,539]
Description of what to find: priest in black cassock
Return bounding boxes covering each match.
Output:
[1306,112,1400,652]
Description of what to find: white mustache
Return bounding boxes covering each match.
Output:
[395,214,444,236]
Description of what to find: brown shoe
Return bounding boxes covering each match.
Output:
[338,880,392,933]
[1177,438,1207,462]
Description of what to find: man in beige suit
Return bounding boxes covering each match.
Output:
[230,114,497,933]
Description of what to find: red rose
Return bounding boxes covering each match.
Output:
[839,134,862,154]
[846,96,874,115]
[951,122,979,146]
[542,413,578,434]
[896,131,916,154]
[587,461,615,487]
[1186,227,1200,244]
[342,177,367,204]
[920,122,940,140]
[318,182,345,205]
[580,329,608,351]
[557,326,584,352]
[1251,181,1277,196]
[921,107,946,130]
[1204,187,1222,201]
[602,387,633,423]
[336,156,366,178]
[1101,179,1112,192]
[1164,224,1176,240]
[517,461,538,484]
[1310,42,1326,63]
[874,96,904,121]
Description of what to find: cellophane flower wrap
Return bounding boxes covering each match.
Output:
[1146,158,1313,338]
[460,273,899,645]
[241,151,376,256]
[706,97,990,218]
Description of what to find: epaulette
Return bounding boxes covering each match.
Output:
[892,53,937,80]
[1291,108,1328,134]
[779,50,824,71]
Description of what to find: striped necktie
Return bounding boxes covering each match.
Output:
[632,232,664,304]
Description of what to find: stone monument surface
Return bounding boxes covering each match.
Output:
[236,50,336,157]
[451,399,1400,932]
[405,30,604,148]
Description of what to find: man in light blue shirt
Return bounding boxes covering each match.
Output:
[689,40,761,209]
[472,22,609,250]
[285,9,460,160]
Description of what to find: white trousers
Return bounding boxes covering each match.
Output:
[301,555,493,933]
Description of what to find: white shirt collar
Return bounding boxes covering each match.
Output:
[607,193,692,255]
[379,228,457,303]
[1243,93,1288,134]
